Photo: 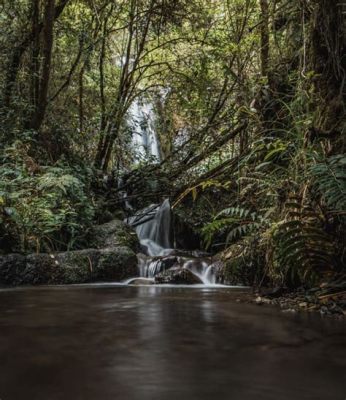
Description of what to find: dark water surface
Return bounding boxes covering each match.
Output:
[0,285,345,400]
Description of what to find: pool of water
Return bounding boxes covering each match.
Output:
[0,285,345,400]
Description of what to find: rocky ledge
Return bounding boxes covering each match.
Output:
[0,219,139,286]
[155,267,203,284]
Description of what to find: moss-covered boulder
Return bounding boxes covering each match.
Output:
[96,246,137,281]
[216,250,264,286]
[55,249,100,284]
[23,253,63,284]
[221,256,255,286]
[0,254,26,286]
[92,219,139,252]
[0,246,137,286]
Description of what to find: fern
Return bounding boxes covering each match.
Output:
[274,196,335,283]
[310,154,346,214]
[0,157,94,252]
[203,207,269,248]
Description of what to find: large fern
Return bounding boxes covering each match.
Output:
[309,154,346,214]
[274,196,335,283]
[202,207,269,248]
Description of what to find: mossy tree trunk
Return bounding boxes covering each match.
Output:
[309,0,346,149]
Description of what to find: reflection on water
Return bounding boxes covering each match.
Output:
[0,285,345,400]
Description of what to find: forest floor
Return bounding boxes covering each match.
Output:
[246,284,346,318]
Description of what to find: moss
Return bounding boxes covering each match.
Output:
[0,254,27,286]
[57,249,100,284]
[97,247,137,281]
[0,246,138,286]
[92,220,139,252]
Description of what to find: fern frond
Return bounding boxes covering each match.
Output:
[310,155,346,214]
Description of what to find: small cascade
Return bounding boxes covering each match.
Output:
[128,199,173,254]
[182,259,216,285]
[127,199,218,285]
[201,265,217,285]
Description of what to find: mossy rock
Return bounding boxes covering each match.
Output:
[56,249,100,284]
[0,246,138,286]
[0,254,26,285]
[92,219,139,252]
[221,255,262,286]
[23,254,62,284]
[155,267,202,284]
[96,246,137,281]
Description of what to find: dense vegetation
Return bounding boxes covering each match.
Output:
[0,0,345,288]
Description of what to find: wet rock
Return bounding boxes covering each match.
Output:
[207,261,224,283]
[128,278,154,286]
[96,246,137,281]
[155,267,203,284]
[0,254,26,285]
[281,308,297,313]
[264,287,289,299]
[24,253,63,284]
[254,296,271,305]
[0,247,137,286]
[217,255,259,286]
[55,249,100,284]
[92,219,139,252]
[150,255,179,271]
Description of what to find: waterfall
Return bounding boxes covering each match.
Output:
[125,97,218,285]
[127,199,218,285]
[127,199,173,256]
[128,97,160,163]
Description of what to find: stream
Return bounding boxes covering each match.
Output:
[0,284,345,400]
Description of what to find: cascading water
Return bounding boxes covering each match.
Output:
[127,199,218,285]
[125,96,218,285]
[128,98,161,163]
[127,199,174,259]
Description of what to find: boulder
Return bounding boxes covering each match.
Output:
[23,253,63,284]
[0,254,26,286]
[96,246,137,281]
[155,267,202,284]
[128,278,154,286]
[55,249,100,284]
[92,219,139,252]
[0,246,137,286]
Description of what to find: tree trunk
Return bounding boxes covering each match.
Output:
[2,0,69,110]
[79,66,85,134]
[309,0,346,145]
[260,0,270,78]
[30,0,41,110]
[29,0,55,131]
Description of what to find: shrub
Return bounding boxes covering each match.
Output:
[0,141,95,253]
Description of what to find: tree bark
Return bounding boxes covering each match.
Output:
[260,0,270,77]
[30,0,41,110]
[79,66,85,134]
[28,0,55,131]
[309,0,346,144]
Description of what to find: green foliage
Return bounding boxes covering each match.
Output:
[0,0,344,291]
[310,155,346,215]
[273,197,335,285]
[202,207,269,249]
[0,142,94,253]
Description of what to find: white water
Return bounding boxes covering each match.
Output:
[126,98,217,285]
[127,199,218,285]
[128,98,160,163]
